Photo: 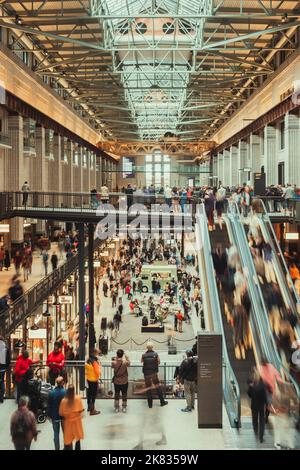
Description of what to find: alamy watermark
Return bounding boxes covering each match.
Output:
[94,201,196,241]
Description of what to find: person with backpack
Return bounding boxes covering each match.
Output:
[178,350,197,412]
[0,335,10,403]
[10,396,38,450]
[141,342,168,409]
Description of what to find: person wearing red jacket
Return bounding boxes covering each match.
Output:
[47,342,65,385]
[14,350,39,403]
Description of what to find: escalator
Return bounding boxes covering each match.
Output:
[228,201,300,407]
[209,225,256,413]
[237,199,300,378]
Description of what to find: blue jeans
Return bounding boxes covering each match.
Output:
[0,370,5,400]
[52,420,62,450]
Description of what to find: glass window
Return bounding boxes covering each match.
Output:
[154,154,162,162]
[82,149,87,168]
[145,155,152,162]
[280,121,285,150]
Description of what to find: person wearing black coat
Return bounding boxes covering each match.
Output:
[247,368,269,443]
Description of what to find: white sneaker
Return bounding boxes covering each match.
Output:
[122,407,127,413]
[274,443,281,450]
[115,408,119,413]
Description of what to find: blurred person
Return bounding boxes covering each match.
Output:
[247,367,268,443]
[59,384,84,450]
[42,250,49,276]
[262,242,276,283]
[178,350,197,412]
[47,376,66,450]
[10,396,38,450]
[133,406,167,450]
[111,349,130,413]
[232,304,250,360]
[0,246,4,271]
[215,185,226,230]
[85,348,101,415]
[0,335,10,403]
[276,320,295,371]
[141,342,168,409]
[4,248,10,270]
[51,251,58,271]
[270,381,295,449]
[204,189,215,231]
[259,357,283,423]
[46,341,65,385]
[8,276,23,302]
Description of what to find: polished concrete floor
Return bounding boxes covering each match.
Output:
[0,398,281,451]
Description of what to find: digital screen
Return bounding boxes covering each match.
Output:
[122,156,135,178]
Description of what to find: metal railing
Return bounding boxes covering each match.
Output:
[4,361,184,400]
[195,204,241,428]
[259,195,296,218]
[0,238,102,337]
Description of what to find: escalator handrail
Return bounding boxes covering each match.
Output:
[228,201,300,404]
[196,204,241,427]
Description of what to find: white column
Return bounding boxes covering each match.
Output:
[238,140,248,185]
[217,152,224,186]
[249,133,261,185]
[285,112,300,186]
[230,145,238,187]
[223,149,230,187]
[264,126,277,186]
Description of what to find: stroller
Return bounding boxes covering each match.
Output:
[27,368,53,423]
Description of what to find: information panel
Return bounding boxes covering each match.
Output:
[122,156,135,178]
[197,332,222,428]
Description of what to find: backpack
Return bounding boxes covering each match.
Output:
[13,413,29,439]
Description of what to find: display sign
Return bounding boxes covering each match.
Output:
[100,251,109,257]
[122,156,135,178]
[93,260,101,267]
[0,224,9,233]
[28,328,47,339]
[253,172,266,196]
[197,332,222,428]
[58,295,73,304]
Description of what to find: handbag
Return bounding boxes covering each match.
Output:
[111,362,123,384]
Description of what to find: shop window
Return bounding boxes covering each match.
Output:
[280,120,285,149]
[45,129,54,159]
[278,162,285,185]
